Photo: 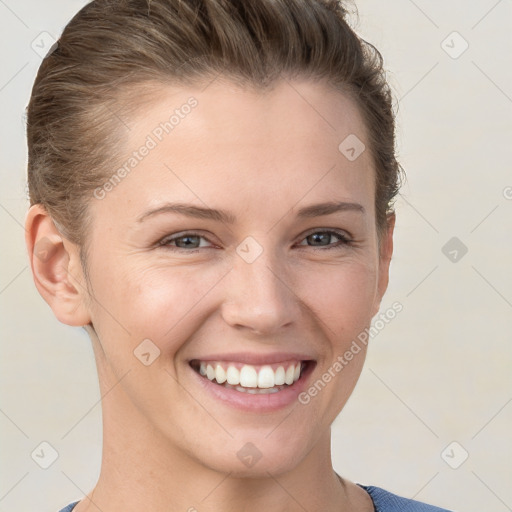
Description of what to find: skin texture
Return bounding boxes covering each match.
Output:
[26,78,394,512]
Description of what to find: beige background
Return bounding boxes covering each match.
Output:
[1,1,511,511]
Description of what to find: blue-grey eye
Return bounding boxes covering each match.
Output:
[172,234,202,248]
[306,232,333,246]
[299,230,350,248]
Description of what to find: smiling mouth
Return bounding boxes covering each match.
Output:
[189,359,314,394]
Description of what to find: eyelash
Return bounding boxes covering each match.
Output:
[157,229,353,253]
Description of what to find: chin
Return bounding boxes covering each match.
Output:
[194,437,309,478]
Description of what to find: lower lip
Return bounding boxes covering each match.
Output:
[189,361,316,413]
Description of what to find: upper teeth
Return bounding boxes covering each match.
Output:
[197,361,303,388]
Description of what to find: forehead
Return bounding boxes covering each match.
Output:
[93,78,375,225]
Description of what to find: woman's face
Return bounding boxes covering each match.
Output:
[78,78,393,475]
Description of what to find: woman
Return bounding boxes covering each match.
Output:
[25,0,454,510]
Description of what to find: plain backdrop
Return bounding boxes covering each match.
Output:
[1,1,511,511]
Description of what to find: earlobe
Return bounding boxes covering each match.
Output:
[25,204,91,327]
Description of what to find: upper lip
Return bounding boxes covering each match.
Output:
[188,352,316,365]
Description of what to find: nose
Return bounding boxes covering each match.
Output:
[221,249,300,337]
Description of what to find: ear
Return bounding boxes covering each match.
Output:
[371,212,395,317]
[25,204,91,326]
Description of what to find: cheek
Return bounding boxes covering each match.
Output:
[89,258,227,351]
[298,259,378,339]
[293,261,377,423]
[87,249,378,367]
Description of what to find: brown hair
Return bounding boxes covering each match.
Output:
[27,0,402,251]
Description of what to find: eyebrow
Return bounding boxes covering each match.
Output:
[136,200,365,223]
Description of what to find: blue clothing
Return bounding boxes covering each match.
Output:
[57,484,454,511]
[358,484,453,511]
[58,503,79,512]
